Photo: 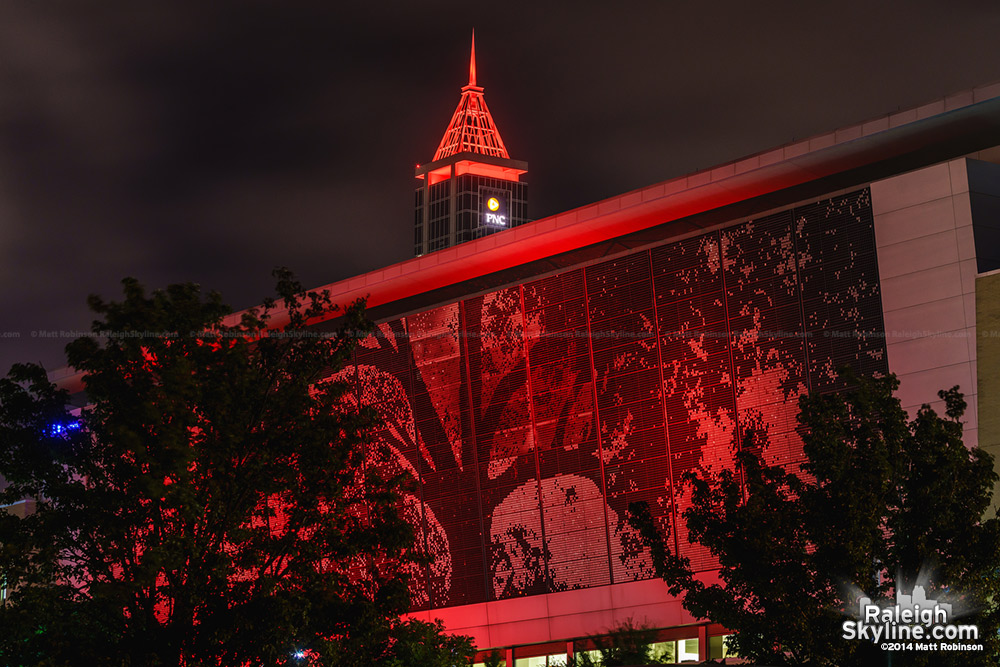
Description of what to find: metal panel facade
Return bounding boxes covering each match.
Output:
[347,189,887,611]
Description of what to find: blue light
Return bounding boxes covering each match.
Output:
[292,650,306,660]
[47,420,82,437]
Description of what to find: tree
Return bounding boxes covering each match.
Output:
[569,618,671,666]
[0,271,475,666]
[381,618,475,667]
[629,372,1000,666]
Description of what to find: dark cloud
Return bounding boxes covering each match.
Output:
[2,0,1000,373]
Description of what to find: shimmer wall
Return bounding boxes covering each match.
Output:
[337,189,887,610]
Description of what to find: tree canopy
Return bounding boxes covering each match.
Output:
[630,372,1000,666]
[0,271,474,666]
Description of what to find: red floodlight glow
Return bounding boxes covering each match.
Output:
[419,160,525,185]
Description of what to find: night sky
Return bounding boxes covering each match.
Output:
[2,1,1000,375]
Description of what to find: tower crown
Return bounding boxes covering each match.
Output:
[414,32,527,257]
[433,31,510,160]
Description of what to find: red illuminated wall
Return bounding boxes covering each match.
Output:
[336,189,887,611]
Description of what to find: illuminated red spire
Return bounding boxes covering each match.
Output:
[433,31,510,161]
[469,29,477,87]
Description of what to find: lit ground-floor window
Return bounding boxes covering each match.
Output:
[514,654,567,666]
[650,638,700,663]
[709,634,736,659]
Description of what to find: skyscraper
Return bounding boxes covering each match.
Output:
[414,32,528,256]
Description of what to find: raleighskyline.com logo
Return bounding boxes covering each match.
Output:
[843,585,982,652]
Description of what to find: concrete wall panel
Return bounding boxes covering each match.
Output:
[872,159,979,443]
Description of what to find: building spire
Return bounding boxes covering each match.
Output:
[469,29,477,87]
[432,32,510,161]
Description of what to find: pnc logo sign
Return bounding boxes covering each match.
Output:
[482,190,509,227]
